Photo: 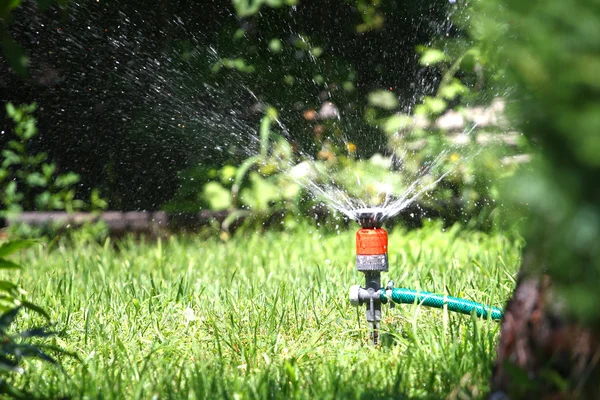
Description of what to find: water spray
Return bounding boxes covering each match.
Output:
[348,208,504,345]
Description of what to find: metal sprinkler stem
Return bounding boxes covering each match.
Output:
[350,208,389,345]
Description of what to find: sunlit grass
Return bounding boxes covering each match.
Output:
[8,222,520,399]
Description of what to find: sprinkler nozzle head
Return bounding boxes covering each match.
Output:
[355,207,385,228]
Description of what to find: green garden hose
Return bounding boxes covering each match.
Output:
[380,288,503,320]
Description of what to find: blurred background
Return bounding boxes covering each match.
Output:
[0,0,526,231]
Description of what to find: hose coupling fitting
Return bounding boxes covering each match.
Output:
[349,285,383,307]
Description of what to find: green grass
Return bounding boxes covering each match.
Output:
[7,222,520,399]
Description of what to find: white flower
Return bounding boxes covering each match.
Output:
[183,307,195,322]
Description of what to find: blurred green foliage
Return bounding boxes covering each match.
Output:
[0,239,72,399]
[165,110,305,230]
[232,0,297,18]
[470,0,600,326]
[362,7,533,229]
[1,103,107,219]
[183,0,530,231]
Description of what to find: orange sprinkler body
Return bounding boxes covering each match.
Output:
[356,228,388,256]
[352,209,389,345]
[355,226,389,345]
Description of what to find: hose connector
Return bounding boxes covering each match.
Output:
[349,285,383,306]
[349,285,361,307]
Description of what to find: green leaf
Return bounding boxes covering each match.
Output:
[368,90,398,110]
[31,152,47,165]
[0,259,22,270]
[25,172,47,187]
[239,172,282,211]
[310,47,323,57]
[7,140,24,153]
[6,342,56,363]
[219,165,237,185]
[1,149,21,167]
[419,48,449,66]
[343,81,355,92]
[232,0,264,17]
[5,102,17,118]
[293,36,310,50]
[423,96,447,115]
[203,182,232,211]
[0,239,39,257]
[439,79,469,100]
[35,191,51,209]
[20,300,50,320]
[21,115,38,139]
[383,114,413,135]
[233,28,245,40]
[0,306,21,331]
[54,171,80,187]
[42,163,56,178]
[90,188,108,210]
[0,280,19,294]
[36,343,80,360]
[18,326,54,338]
[269,38,282,53]
[3,182,24,206]
[50,196,64,209]
[218,57,255,73]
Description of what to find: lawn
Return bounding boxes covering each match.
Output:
[8,222,520,399]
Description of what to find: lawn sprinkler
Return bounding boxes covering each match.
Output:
[349,207,504,345]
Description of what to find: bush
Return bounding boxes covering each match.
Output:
[1,103,107,220]
[471,0,600,321]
